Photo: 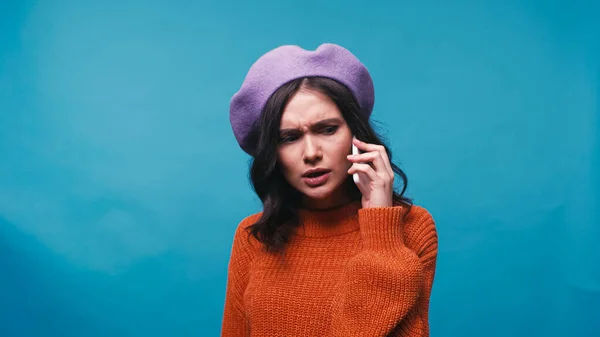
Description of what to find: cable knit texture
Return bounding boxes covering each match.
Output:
[221,200,438,336]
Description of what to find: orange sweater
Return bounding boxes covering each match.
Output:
[221,200,438,336]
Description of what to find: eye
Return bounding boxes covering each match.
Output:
[323,126,338,135]
[279,135,298,144]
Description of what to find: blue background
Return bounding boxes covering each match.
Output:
[1,0,598,336]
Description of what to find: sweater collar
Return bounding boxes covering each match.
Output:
[295,200,362,238]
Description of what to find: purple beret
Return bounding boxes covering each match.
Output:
[229,43,375,156]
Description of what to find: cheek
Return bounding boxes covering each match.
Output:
[332,145,352,169]
[277,152,296,177]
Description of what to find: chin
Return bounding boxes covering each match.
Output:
[297,179,343,200]
[301,188,333,200]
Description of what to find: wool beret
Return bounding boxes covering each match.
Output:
[229,43,375,156]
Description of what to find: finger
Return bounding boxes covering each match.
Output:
[347,163,381,183]
[353,138,393,177]
[347,151,390,179]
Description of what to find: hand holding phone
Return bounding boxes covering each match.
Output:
[348,136,395,208]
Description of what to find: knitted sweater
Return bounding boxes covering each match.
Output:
[221,200,438,336]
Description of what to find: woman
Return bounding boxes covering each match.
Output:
[222,43,438,336]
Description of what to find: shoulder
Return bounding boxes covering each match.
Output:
[230,211,263,250]
[402,205,438,260]
[404,205,436,227]
[235,211,263,232]
[225,212,264,278]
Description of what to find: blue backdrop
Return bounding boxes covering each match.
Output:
[1,0,598,336]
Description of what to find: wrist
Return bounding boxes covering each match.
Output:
[358,206,405,251]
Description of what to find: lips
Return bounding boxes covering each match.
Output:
[302,170,331,187]
[302,169,331,178]
[305,171,328,178]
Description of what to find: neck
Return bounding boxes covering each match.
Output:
[295,199,362,237]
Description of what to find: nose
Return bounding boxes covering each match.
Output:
[303,137,322,164]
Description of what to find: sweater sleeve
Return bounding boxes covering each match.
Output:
[330,205,438,337]
[221,217,257,337]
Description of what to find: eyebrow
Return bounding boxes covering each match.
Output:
[279,118,343,134]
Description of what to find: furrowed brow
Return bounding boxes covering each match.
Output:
[279,118,342,134]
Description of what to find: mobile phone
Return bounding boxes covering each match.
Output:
[352,140,361,184]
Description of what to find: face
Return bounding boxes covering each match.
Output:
[277,89,354,210]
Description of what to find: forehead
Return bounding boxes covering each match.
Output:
[280,90,342,128]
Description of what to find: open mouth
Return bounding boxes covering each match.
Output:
[306,171,328,178]
[302,170,332,187]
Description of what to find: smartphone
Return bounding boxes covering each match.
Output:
[352,139,361,184]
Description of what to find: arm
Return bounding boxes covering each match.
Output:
[221,219,256,336]
[330,206,438,337]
